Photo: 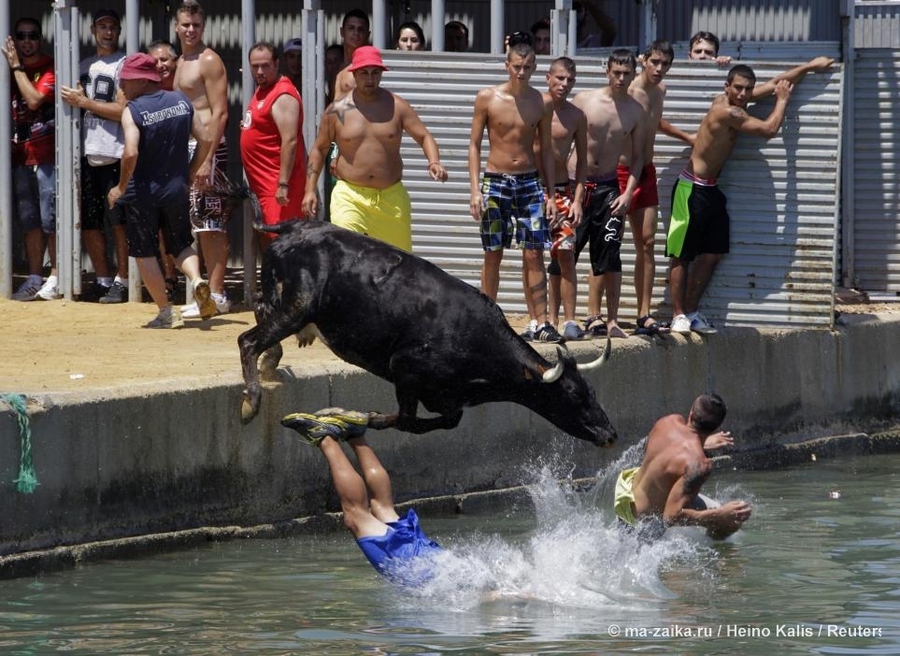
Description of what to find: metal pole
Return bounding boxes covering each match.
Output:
[839,0,855,289]
[125,0,141,300]
[54,1,82,301]
[0,5,11,296]
[551,1,573,57]
[431,0,445,51]
[241,0,256,305]
[490,0,504,54]
[372,0,387,50]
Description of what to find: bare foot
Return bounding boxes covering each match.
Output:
[608,325,628,339]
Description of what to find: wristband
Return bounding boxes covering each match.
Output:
[11,65,24,72]
[277,182,289,188]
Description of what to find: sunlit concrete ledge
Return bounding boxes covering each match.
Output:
[2,312,900,565]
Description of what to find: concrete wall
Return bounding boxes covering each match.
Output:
[2,313,900,557]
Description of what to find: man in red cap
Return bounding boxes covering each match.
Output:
[240,41,307,252]
[106,52,216,329]
[303,46,447,252]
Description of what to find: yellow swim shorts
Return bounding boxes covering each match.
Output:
[330,179,413,252]
[614,467,640,526]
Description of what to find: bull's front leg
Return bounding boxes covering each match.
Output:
[238,327,264,424]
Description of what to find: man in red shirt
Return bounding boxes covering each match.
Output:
[3,18,58,300]
[240,41,307,252]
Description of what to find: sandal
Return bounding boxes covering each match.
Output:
[633,315,671,337]
[584,314,607,337]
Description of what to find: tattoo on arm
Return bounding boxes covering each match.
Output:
[682,462,709,497]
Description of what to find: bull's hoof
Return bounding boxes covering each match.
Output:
[241,395,259,424]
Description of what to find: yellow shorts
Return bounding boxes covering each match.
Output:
[330,179,412,252]
[614,467,640,526]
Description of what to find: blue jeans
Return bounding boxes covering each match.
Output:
[13,163,56,234]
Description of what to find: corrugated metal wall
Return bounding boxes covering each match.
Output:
[856,1,900,47]
[383,51,842,327]
[850,49,900,292]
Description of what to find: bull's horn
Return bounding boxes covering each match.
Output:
[541,345,569,383]
[577,336,611,372]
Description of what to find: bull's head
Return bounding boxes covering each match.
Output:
[535,338,617,447]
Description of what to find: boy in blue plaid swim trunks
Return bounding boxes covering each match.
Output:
[468,39,563,343]
[282,408,443,587]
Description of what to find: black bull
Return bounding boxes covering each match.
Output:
[238,221,617,447]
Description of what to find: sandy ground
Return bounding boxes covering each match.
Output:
[0,287,895,396]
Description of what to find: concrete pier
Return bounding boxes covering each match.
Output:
[2,311,899,562]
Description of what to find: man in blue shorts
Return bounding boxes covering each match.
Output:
[282,408,442,586]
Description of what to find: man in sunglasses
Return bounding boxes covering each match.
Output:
[4,18,58,300]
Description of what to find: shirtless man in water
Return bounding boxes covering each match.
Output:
[302,46,446,252]
[173,0,231,315]
[667,56,833,334]
[614,392,751,540]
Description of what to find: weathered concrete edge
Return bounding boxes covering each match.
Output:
[3,312,900,560]
[3,429,898,580]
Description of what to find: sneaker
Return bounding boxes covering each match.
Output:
[533,322,564,343]
[145,306,184,329]
[80,281,111,302]
[313,407,370,439]
[99,280,128,304]
[689,311,718,334]
[671,314,692,334]
[191,279,217,319]
[35,277,59,300]
[12,277,42,301]
[281,413,351,446]
[562,320,585,340]
[520,319,539,341]
[212,292,231,314]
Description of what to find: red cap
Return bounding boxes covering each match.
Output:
[120,53,162,82]
[348,45,388,72]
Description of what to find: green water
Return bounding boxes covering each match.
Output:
[1,453,898,655]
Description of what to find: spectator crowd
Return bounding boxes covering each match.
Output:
[6,2,832,336]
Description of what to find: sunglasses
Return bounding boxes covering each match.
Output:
[16,31,41,41]
[507,31,534,47]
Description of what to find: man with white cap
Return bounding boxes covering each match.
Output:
[282,37,302,92]
[302,46,447,252]
[106,52,216,329]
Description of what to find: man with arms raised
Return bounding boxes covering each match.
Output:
[469,39,560,343]
[303,46,446,252]
[173,0,231,317]
[614,392,750,540]
[542,57,587,341]
[571,49,646,339]
[667,57,833,334]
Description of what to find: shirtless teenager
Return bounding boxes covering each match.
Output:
[469,42,561,343]
[173,0,231,316]
[570,49,646,339]
[332,9,370,103]
[302,46,447,252]
[542,57,588,341]
[614,392,752,541]
[625,41,676,336]
[667,57,834,334]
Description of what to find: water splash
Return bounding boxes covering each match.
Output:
[397,440,715,611]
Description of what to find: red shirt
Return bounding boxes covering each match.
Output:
[240,76,307,223]
[11,54,55,166]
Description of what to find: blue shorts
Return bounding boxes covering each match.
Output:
[13,164,55,234]
[479,171,550,251]
[356,508,442,585]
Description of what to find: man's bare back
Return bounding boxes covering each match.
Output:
[630,394,751,539]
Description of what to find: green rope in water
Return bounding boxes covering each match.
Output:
[2,394,40,493]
